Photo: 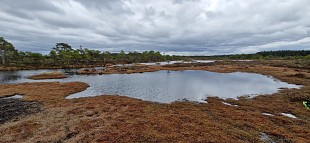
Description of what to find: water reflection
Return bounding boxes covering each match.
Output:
[0,71,21,83]
[0,70,299,103]
[140,60,215,65]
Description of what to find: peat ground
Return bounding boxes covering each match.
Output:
[0,60,309,142]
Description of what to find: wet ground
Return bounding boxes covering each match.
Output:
[0,98,41,124]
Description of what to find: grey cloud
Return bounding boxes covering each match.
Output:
[0,0,60,12]
[0,0,63,20]
[173,0,201,4]
[73,0,134,15]
[0,0,309,55]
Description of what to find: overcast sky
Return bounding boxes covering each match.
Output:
[0,0,310,55]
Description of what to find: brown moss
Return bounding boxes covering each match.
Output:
[77,65,162,75]
[28,72,68,80]
[0,82,89,102]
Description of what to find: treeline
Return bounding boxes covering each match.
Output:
[1,37,309,68]
[0,37,181,67]
[193,50,310,60]
[47,43,180,66]
[256,50,310,57]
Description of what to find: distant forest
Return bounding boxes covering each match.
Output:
[0,37,181,67]
[194,50,310,60]
[0,37,309,67]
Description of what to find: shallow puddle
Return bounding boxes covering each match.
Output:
[281,113,298,119]
[222,102,238,107]
[0,69,300,103]
[261,113,274,116]
[260,132,276,143]
[2,95,23,99]
[140,60,214,65]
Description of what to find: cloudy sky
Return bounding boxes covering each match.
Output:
[0,0,310,55]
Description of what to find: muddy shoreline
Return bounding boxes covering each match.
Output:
[0,61,309,142]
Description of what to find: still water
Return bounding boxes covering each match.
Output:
[0,69,299,103]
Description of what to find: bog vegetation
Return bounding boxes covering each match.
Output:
[0,37,309,68]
